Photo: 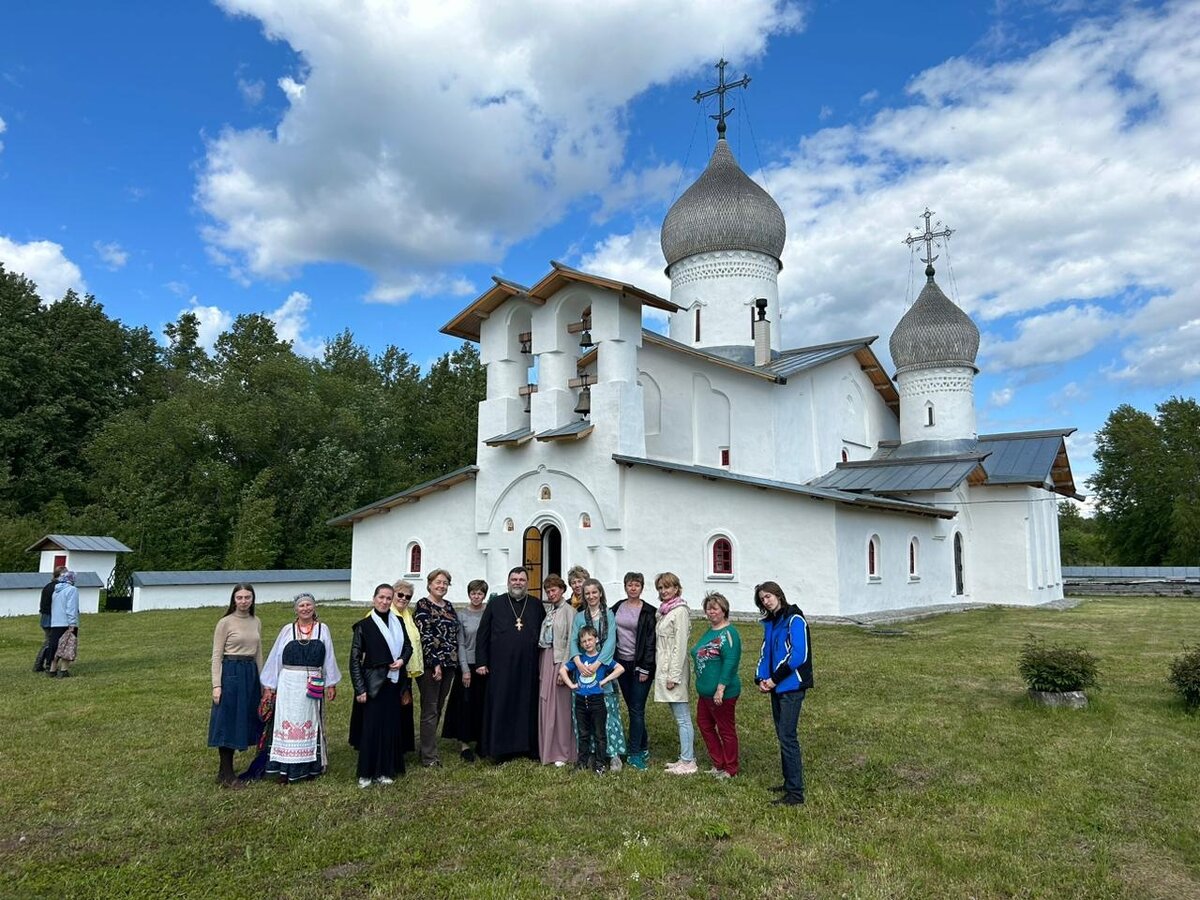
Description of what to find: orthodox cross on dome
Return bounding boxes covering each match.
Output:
[904,208,953,276]
[693,58,751,139]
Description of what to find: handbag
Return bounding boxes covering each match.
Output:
[306,675,326,700]
[55,629,78,663]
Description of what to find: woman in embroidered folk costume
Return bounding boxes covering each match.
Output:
[349,583,412,787]
[208,583,263,789]
[475,567,545,761]
[259,593,341,783]
[567,578,628,770]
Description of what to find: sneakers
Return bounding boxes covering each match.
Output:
[627,752,648,771]
[460,747,477,763]
[357,777,372,788]
[609,755,623,773]
[772,794,805,806]
[666,760,698,775]
[376,776,395,785]
[712,770,732,780]
[553,760,567,768]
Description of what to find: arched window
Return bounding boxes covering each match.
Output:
[712,537,733,575]
[908,537,919,579]
[539,485,551,501]
[867,534,881,579]
[407,542,422,576]
[580,513,591,529]
[503,518,515,532]
[954,532,965,595]
[841,447,849,463]
[925,401,935,427]
[694,307,701,342]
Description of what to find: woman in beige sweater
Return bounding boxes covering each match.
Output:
[208,583,263,788]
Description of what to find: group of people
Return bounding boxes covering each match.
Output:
[207,566,813,806]
[32,566,80,678]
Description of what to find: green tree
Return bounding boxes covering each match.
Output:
[1057,501,1109,565]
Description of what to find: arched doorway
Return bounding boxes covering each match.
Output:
[522,523,562,600]
[953,533,965,596]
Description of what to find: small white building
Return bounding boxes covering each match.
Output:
[131,570,351,611]
[332,131,1078,616]
[26,534,132,589]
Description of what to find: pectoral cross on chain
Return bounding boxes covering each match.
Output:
[515,618,524,631]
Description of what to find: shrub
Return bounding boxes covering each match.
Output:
[1168,645,1200,709]
[1018,636,1100,693]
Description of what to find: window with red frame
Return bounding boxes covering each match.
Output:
[868,535,880,577]
[712,537,733,574]
[409,543,422,574]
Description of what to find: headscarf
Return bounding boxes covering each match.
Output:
[59,570,76,586]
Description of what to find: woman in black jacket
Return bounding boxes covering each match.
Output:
[610,571,657,770]
[349,583,412,787]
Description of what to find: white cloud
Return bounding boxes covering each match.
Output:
[94,240,129,270]
[578,225,672,322]
[859,89,879,104]
[0,235,86,300]
[200,0,802,296]
[182,298,234,349]
[0,114,6,152]
[268,291,325,357]
[990,387,1014,407]
[983,304,1118,370]
[755,1,1200,386]
[237,77,265,106]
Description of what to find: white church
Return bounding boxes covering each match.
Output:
[332,94,1079,616]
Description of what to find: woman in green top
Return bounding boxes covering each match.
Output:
[691,592,742,777]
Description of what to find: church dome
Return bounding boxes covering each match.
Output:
[660,139,786,269]
[890,268,980,374]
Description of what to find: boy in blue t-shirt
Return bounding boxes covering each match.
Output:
[560,625,625,773]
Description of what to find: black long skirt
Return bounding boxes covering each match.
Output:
[442,671,488,745]
[355,678,406,779]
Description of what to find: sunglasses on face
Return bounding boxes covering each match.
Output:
[395,593,412,600]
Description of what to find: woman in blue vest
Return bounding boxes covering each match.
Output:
[754,581,813,806]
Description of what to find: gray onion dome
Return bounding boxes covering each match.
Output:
[661,139,786,270]
[890,268,980,374]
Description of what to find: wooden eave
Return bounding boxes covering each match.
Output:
[440,278,539,342]
[854,346,900,414]
[536,423,594,443]
[532,261,680,313]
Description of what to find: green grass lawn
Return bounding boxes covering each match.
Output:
[1,597,1198,899]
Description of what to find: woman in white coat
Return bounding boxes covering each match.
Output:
[653,572,695,774]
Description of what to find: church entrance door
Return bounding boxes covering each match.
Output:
[953,533,965,595]
[522,524,562,600]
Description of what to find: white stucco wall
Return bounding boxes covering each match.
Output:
[965,484,1063,606]
[349,479,479,603]
[834,506,955,615]
[896,365,978,443]
[132,578,350,612]
[666,249,781,353]
[0,586,101,617]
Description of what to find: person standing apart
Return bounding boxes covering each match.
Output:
[350,583,412,787]
[653,572,695,774]
[414,569,460,768]
[692,592,742,778]
[537,575,577,766]
[611,571,656,770]
[259,593,341,783]
[475,567,545,762]
[208,583,262,788]
[444,579,489,762]
[34,566,67,673]
[755,581,813,806]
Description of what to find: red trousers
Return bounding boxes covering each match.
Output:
[697,696,739,775]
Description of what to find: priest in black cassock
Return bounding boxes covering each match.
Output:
[475,567,546,761]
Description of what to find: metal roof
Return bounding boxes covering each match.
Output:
[0,572,105,589]
[978,430,1076,492]
[613,454,956,519]
[1063,566,1200,580]
[764,337,875,377]
[132,569,351,587]
[536,420,593,441]
[809,456,985,493]
[327,465,479,527]
[642,331,783,382]
[661,138,786,268]
[484,426,533,447]
[25,534,133,553]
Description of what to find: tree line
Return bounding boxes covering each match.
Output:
[1060,396,1200,566]
[0,263,484,575]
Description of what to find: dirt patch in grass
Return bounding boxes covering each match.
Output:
[1115,848,1200,900]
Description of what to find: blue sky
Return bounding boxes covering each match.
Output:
[2,1,1197,496]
